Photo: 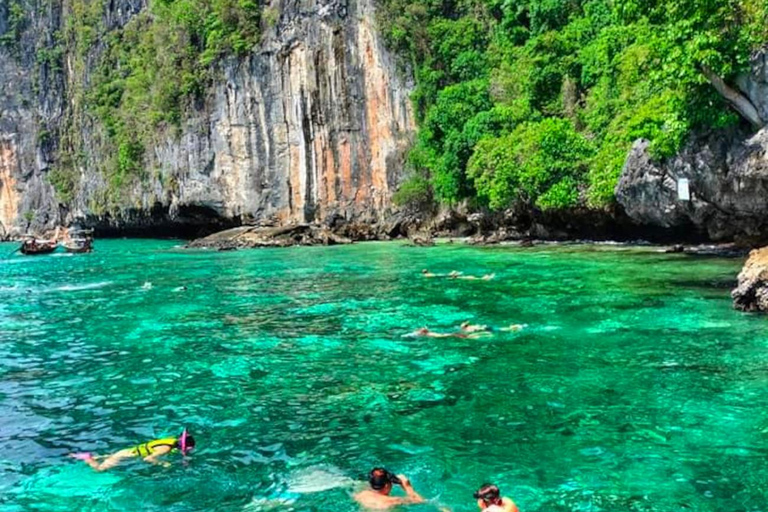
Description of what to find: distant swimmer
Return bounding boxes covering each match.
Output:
[460,321,491,333]
[474,483,519,512]
[421,270,462,278]
[70,428,195,471]
[499,324,526,332]
[460,322,524,334]
[172,286,188,292]
[404,327,488,339]
[452,273,496,281]
[353,468,425,509]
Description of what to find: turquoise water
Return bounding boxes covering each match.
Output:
[0,240,766,511]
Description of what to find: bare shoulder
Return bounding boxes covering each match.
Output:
[502,497,519,512]
[353,490,401,510]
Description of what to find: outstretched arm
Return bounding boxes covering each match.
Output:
[396,475,425,504]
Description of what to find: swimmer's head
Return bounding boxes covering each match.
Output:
[461,321,470,328]
[369,468,401,494]
[474,483,502,507]
[421,269,428,274]
[416,327,429,335]
[178,429,196,455]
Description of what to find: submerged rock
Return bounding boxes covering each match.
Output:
[732,247,768,312]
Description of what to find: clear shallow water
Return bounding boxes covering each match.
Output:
[0,240,766,512]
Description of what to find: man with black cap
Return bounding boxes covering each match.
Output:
[353,467,425,509]
[473,483,519,512]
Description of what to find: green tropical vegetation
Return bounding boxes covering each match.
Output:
[380,0,768,211]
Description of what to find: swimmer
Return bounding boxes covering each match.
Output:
[452,273,496,281]
[404,327,488,339]
[474,484,519,512]
[421,270,462,278]
[499,324,526,332]
[70,428,195,471]
[460,321,492,333]
[172,286,188,292]
[353,468,425,509]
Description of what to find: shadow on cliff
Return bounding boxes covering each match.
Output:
[81,203,242,239]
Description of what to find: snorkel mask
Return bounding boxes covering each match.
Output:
[179,428,191,456]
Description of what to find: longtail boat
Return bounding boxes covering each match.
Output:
[20,239,58,255]
[62,238,93,253]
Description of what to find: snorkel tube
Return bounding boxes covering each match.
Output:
[179,428,190,456]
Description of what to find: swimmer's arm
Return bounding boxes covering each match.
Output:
[397,475,425,504]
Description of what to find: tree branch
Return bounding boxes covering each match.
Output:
[701,65,765,129]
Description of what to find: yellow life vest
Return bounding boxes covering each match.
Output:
[131,437,178,457]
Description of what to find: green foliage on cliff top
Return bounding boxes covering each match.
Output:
[58,0,263,209]
[379,0,768,211]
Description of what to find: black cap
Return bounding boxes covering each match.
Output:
[473,483,500,501]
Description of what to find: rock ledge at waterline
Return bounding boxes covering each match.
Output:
[732,247,768,312]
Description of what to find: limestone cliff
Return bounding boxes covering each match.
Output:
[0,0,414,237]
[616,128,768,244]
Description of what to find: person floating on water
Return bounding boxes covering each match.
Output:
[404,327,490,339]
[451,273,496,281]
[460,321,491,333]
[421,269,463,278]
[70,428,195,471]
[474,483,519,512]
[460,322,526,333]
[353,468,425,509]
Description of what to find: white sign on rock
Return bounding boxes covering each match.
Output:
[677,178,690,201]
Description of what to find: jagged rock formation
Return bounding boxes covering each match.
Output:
[732,246,768,312]
[616,128,768,245]
[0,0,414,238]
[187,224,352,249]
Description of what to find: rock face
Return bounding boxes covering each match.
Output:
[187,224,352,249]
[732,247,768,312]
[616,128,768,245]
[0,0,414,237]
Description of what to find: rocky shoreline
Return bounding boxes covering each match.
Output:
[732,247,768,312]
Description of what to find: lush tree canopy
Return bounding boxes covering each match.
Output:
[382,0,768,211]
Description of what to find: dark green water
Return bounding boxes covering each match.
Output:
[0,240,766,512]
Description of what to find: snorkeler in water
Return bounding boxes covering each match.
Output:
[421,269,463,278]
[451,273,496,281]
[460,321,491,333]
[404,327,489,339]
[70,428,195,471]
[474,483,519,512]
[460,322,526,333]
[353,468,425,509]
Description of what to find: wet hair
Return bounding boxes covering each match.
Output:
[369,468,401,490]
[473,483,501,504]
